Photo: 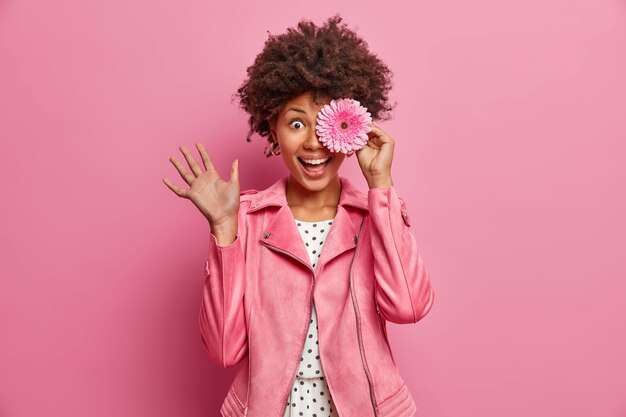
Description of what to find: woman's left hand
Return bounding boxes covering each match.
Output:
[355,123,394,189]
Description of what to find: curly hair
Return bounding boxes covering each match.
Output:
[233,14,395,155]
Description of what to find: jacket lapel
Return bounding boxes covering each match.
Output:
[260,204,312,269]
[315,204,358,272]
[249,175,369,271]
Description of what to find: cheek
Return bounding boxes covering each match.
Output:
[280,152,294,167]
[331,154,347,169]
[279,143,299,160]
[276,130,300,150]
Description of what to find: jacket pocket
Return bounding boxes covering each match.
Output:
[376,307,397,367]
[376,382,417,417]
[374,291,397,366]
[220,385,248,417]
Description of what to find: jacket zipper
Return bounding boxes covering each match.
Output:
[262,219,377,417]
[260,240,320,416]
[349,218,379,417]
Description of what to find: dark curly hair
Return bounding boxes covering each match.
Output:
[233,14,395,156]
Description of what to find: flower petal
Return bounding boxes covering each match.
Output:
[315,98,372,154]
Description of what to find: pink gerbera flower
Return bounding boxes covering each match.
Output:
[316,98,373,155]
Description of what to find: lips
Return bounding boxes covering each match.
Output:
[297,156,332,166]
[298,156,332,161]
[297,156,332,177]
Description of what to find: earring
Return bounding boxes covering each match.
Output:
[265,139,281,157]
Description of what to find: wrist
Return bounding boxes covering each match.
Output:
[209,214,237,229]
[366,174,393,190]
[209,216,238,245]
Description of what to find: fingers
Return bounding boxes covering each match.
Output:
[179,145,203,177]
[169,155,196,186]
[368,124,394,145]
[162,177,187,197]
[230,159,239,184]
[367,124,380,140]
[369,123,387,137]
[196,142,217,173]
[167,143,238,193]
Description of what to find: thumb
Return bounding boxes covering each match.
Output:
[230,159,239,183]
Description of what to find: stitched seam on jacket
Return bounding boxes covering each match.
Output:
[352,217,378,411]
[376,381,404,405]
[387,190,417,322]
[378,383,413,415]
[230,386,246,412]
[218,247,227,367]
[355,274,377,405]
[221,387,244,416]
[244,207,252,407]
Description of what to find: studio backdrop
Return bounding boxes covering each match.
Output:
[1,0,625,416]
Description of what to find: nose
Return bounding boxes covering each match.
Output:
[304,125,323,150]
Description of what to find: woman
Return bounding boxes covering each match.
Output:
[163,15,435,417]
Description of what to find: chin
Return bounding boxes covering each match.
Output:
[295,174,328,186]
[290,169,339,191]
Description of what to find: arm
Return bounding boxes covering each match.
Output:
[368,186,435,324]
[199,199,248,368]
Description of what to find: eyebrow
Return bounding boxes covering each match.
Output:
[285,107,307,115]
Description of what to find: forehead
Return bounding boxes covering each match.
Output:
[280,91,331,115]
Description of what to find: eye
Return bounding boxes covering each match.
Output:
[289,119,304,129]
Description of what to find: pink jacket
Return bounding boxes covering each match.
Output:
[200,175,435,417]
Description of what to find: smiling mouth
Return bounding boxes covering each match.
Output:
[298,156,332,166]
[297,156,332,174]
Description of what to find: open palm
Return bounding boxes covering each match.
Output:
[163,143,240,226]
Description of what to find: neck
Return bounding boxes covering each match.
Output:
[285,175,341,212]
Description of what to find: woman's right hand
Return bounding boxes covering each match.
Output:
[162,143,240,229]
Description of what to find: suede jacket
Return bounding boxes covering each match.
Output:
[199,175,435,417]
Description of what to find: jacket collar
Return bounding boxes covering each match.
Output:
[249,175,368,272]
[247,175,369,214]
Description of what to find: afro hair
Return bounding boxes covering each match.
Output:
[233,14,395,155]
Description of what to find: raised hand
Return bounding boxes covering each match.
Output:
[163,143,240,231]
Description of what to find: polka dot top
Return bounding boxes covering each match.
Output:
[294,218,334,378]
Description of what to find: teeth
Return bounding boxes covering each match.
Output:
[301,157,329,165]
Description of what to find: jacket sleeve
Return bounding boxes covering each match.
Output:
[368,186,435,324]
[199,199,248,368]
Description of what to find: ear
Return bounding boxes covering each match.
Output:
[268,117,277,140]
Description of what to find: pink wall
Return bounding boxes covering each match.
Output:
[1,0,625,416]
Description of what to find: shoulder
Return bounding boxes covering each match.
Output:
[236,176,288,213]
[338,176,369,212]
[239,188,259,204]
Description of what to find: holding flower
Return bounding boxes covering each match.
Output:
[316,98,373,155]
[164,15,434,417]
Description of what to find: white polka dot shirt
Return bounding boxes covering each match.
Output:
[294,218,333,378]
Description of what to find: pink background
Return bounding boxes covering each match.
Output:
[1,0,625,416]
